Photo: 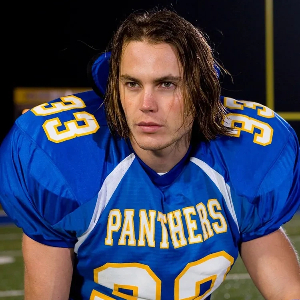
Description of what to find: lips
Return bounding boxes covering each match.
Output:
[138,122,161,126]
[137,122,162,133]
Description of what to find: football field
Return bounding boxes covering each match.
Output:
[0,213,299,300]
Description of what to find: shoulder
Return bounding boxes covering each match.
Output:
[11,90,111,185]
[0,90,131,223]
[190,97,300,239]
[13,90,111,156]
[194,96,299,197]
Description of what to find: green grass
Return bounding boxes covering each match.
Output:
[0,213,299,300]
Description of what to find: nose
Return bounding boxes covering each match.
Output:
[140,88,158,113]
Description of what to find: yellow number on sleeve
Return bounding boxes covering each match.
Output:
[224,113,273,146]
[32,95,86,116]
[224,97,274,118]
[43,112,99,143]
[32,95,99,143]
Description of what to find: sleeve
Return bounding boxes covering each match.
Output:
[0,124,79,247]
[236,127,300,242]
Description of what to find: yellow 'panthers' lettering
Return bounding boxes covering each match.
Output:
[182,207,203,244]
[138,210,156,247]
[105,199,227,249]
[157,212,169,249]
[167,210,187,249]
[196,202,214,241]
[119,209,136,246]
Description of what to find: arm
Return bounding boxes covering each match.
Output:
[240,227,300,300]
[22,234,74,300]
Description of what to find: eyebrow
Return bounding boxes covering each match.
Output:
[119,74,182,84]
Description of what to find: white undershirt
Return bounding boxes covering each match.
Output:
[157,172,167,176]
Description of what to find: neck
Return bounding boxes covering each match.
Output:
[130,139,191,173]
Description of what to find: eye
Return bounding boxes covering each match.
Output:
[160,82,175,89]
[125,81,140,89]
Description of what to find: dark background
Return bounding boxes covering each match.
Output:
[2,0,300,143]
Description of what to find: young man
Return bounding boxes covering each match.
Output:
[1,8,300,300]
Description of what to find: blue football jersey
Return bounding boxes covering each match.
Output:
[0,91,299,300]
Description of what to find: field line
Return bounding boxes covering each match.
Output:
[226,273,251,280]
[0,290,24,297]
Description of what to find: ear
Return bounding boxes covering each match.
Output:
[87,51,111,99]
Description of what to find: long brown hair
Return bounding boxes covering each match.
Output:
[104,7,232,141]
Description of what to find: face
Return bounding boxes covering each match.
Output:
[119,41,193,156]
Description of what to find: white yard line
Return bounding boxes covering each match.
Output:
[226,273,251,280]
[0,256,15,264]
[0,290,24,297]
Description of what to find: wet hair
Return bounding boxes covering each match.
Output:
[104,7,232,141]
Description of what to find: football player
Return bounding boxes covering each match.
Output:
[1,8,300,300]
